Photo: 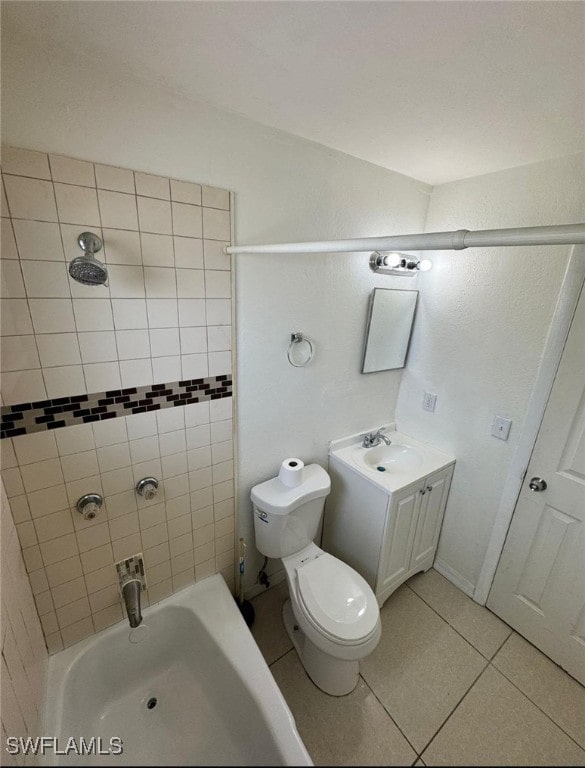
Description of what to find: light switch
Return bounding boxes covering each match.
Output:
[492,415,512,441]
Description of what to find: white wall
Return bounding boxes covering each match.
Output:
[2,33,431,589]
[395,154,584,593]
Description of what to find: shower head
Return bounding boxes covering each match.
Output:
[69,231,108,286]
[69,255,108,286]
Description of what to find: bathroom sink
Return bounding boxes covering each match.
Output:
[328,425,455,494]
[363,443,424,473]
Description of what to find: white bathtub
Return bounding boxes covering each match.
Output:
[43,575,311,766]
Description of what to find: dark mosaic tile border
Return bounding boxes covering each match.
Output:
[0,375,232,439]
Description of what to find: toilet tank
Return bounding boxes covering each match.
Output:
[251,464,331,559]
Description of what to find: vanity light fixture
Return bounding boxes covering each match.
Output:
[369,251,432,276]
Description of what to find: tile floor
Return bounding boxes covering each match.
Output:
[251,568,585,766]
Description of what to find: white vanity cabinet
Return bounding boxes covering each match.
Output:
[323,434,454,607]
[375,466,453,603]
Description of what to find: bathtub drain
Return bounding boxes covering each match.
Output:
[147,697,157,710]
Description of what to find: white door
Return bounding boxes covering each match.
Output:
[488,283,585,684]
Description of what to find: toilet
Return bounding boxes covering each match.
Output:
[251,463,381,696]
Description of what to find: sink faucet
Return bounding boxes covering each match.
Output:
[361,428,392,448]
[121,577,143,628]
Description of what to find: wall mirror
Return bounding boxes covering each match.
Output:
[361,288,418,373]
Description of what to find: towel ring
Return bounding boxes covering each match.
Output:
[287,332,314,367]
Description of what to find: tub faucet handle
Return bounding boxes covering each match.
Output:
[76,493,103,520]
[136,477,159,500]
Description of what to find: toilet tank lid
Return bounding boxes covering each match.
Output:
[251,463,331,516]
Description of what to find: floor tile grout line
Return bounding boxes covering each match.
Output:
[417,659,490,761]
[405,581,585,752]
[487,659,585,754]
[400,582,582,755]
[267,644,295,669]
[255,582,585,762]
[274,645,348,702]
[259,581,491,759]
[268,630,422,762]
[358,672,421,759]
[261,631,413,744]
[404,581,511,663]
[515,629,584,678]
[489,623,514,660]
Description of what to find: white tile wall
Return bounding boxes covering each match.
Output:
[135,172,170,200]
[3,175,57,221]
[12,220,64,262]
[1,479,48,744]
[3,396,235,652]
[1,147,236,653]
[1,145,232,406]
[202,185,230,211]
[2,146,51,179]
[94,164,134,194]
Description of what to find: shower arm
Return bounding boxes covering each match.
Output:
[224,223,585,256]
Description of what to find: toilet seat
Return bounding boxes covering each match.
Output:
[295,553,379,645]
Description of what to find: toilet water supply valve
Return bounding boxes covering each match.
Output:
[258,556,271,590]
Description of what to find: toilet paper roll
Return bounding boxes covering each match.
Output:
[278,458,304,488]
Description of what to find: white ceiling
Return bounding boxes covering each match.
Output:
[3,1,584,184]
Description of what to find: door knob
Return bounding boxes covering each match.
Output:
[528,477,547,492]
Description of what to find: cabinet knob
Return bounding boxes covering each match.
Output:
[420,488,426,495]
[426,485,433,493]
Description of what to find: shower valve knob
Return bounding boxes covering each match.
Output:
[136,477,159,500]
[76,493,103,520]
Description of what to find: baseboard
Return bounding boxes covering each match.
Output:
[433,559,476,598]
[244,567,286,600]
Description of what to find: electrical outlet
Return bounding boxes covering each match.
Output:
[423,392,437,412]
[491,415,512,441]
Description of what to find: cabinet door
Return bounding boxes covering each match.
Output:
[410,466,453,570]
[377,484,421,597]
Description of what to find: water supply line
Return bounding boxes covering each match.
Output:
[258,557,270,590]
[225,223,585,256]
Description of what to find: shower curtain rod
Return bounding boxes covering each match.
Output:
[225,223,585,256]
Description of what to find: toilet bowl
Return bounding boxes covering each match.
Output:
[282,542,381,695]
[251,463,381,696]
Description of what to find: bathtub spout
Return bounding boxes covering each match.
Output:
[122,578,143,628]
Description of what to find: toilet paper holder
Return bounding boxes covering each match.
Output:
[287,332,314,367]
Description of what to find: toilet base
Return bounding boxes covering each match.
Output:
[282,599,359,696]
